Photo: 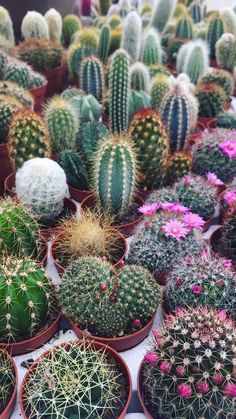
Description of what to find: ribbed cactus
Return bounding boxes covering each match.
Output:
[79,56,104,101]
[220,7,236,37]
[216,33,236,72]
[201,69,234,99]
[151,74,170,110]
[0,350,16,415]
[207,13,225,59]
[175,16,194,39]
[128,90,151,121]
[62,14,81,45]
[151,0,177,34]
[120,11,142,63]
[188,0,204,23]
[0,96,23,143]
[97,24,111,64]
[0,81,34,108]
[109,49,130,134]
[196,82,226,118]
[72,28,99,49]
[68,42,96,81]
[161,85,190,153]
[187,92,199,131]
[58,150,89,190]
[93,133,137,218]
[21,11,49,40]
[3,60,31,88]
[76,121,108,169]
[165,151,192,185]
[44,95,79,153]
[0,6,15,45]
[141,28,162,65]
[44,8,62,42]
[99,0,111,15]
[0,257,50,341]
[130,62,150,92]
[109,27,122,54]
[177,40,209,84]
[17,39,63,72]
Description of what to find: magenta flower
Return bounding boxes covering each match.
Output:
[138,203,160,216]
[224,383,236,397]
[161,202,175,212]
[183,212,205,229]
[170,203,189,214]
[163,219,189,241]
[152,330,164,347]
[144,352,158,365]
[145,221,152,228]
[192,285,202,294]
[184,256,193,265]
[177,383,192,398]
[218,309,228,320]
[184,175,191,185]
[222,259,232,269]
[219,140,236,159]
[216,279,225,287]
[197,381,209,394]
[159,361,171,374]
[176,366,186,377]
[213,373,224,384]
[206,172,224,186]
[100,282,107,291]
[132,319,142,329]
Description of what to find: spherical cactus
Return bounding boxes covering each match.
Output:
[79,56,104,101]
[216,33,236,72]
[21,11,49,40]
[151,0,177,34]
[93,133,137,218]
[165,150,192,185]
[120,11,142,63]
[148,62,171,78]
[150,74,170,110]
[72,27,99,49]
[220,211,236,264]
[62,14,81,45]
[175,16,194,39]
[44,95,79,153]
[129,109,169,189]
[15,157,68,222]
[130,62,150,93]
[167,36,186,64]
[58,150,89,190]
[177,40,209,85]
[108,14,121,29]
[141,307,236,418]
[44,8,62,42]
[196,82,226,118]
[207,12,225,59]
[201,69,234,99]
[188,0,204,23]
[141,28,162,66]
[3,60,31,89]
[0,6,15,45]
[97,24,111,64]
[8,109,51,169]
[0,96,23,144]
[76,121,108,169]
[0,81,34,108]
[16,39,63,73]
[128,90,151,122]
[68,42,96,81]
[0,257,51,342]
[109,48,130,134]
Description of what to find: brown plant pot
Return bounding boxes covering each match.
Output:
[0,351,17,419]
[81,194,144,238]
[187,121,206,148]
[40,198,77,240]
[19,340,132,419]
[69,315,155,352]
[28,80,48,112]
[69,184,94,203]
[197,117,216,129]
[43,62,66,98]
[0,143,14,195]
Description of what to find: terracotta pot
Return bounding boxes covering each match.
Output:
[197,117,216,129]
[0,351,17,419]
[28,81,48,112]
[40,198,77,240]
[137,361,155,419]
[19,340,132,419]
[43,62,66,98]
[69,315,155,352]
[218,190,231,223]
[81,194,144,237]
[51,229,127,275]
[69,184,93,203]
[4,172,15,197]
[0,143,13,195]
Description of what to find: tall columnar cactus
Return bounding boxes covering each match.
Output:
[130,62,150,92]
[207,13,225,59]
[188,0,204,23]
[93,133,137,218]
[76,121,108,169]
[0,257,51,341]
[161,85,190,153]
[220,7,236,37]
[165,150,192,185]
[0,350,16,415]
[0,96,23,143]
[175,16,194,39]
[44,95,79,153]
[177,40,209,85]
[151,74,170,110]
[68,42,95,81]
[196,82,226,118]
[62,14,81,45]
[120,11,142,63]
[109,49,130,134]
[109,27,122,54]
[141,28,162,66]
[79,56,104,102]
[72,28,99,49]
[97,24,111,64]
[216,33,236,72]
[129,109,169,189]
[21,11,49,40]
[44,8,62,42]
[151,0,177,34]
[58,150,89,190]
[0,6,15,45]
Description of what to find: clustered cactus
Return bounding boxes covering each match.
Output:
[2,56,46,89]
[0,350,16,415]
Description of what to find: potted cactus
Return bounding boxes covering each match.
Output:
[195,82,227,127]
[211,210,236,266]
[138,307,236,418]
[0,350,17,419]
[219,176,236,221]
[58,256,160,351]
[20,339,132,418]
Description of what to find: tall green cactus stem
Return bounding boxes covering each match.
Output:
[79,56,104,102]
[44,8,62,42]
[201,69,234,99]
[94,134,137,218]
[0,350,16,414]
[161,85,190,153]
[130,62,150,93]
[76,121,108,169]
[0,96,23,144]
[21,11,49,40]
[58,150,89,190]
[141,28,162,65]
[62,14,81,45]
[177,40,209,85]
[151,74,170,110]
[44,96,79,153]
[99,0,111,15]
[129,109,169,189]
[109,49,130,134]
[97,24,111,64]
[151,0,177,34]
[175,16,194,39]
[109,28,122,54]
[0,257,50,341]
[188,1,204,23]
[120,11,142,63]
[68,42,96,81]
[165,150,192,185]
[196,82,226,118]
[0,6,15,45]
[220,7,236,37]
[216,33,236,72]
[207,13,225,59]
[128,90,151,122]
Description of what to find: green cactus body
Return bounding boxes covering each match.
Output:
[17,39,63,73]
[151,0,177,33]
[167,36,186,64]
[141,29,162,66]
[188,2,203,23]
[72,28,99,49]
[99,0,111,15]
[120,11,142,63]
[175,17,193,39]
[151,74,170,110]
[68,93,102,123]
[221,7,236,36]
[201,69,234,99]
[109,49,130,134]
[165,150,192,185]
[109,28,122,54]
[62,14,81,45]
[79,56,104,102]
[196,82,226,118]
[0,350,16,414]
[130,62,150,92]
[44,8,62,42]
[68,42,96,81]
[178,40,209,85]
[0,96,23,143]
[216,33,236,72]
[97,24,111,64]
[148,62,171,78]
[0,50,7,78]
[3,61,31,88]
[108,14,121,29]
[21,11,49,40]
[0,81,34,108]
[76,121,108,168]
[207,14,225,59]
[0,6,15,45]
[58,150,89,190]
[221,212,236,263]
[94,134,136,218]
[216,111,236,129]
[128,90,151,122]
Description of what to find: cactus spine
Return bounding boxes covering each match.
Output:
[220,7,236,37]
[151,74,170,110]
[175,16,194,39]
[21,11,49,40]
[97,24,111,64]
[0,350,16,415]
[177,40,209,84]
[120,11,142,63]
[44,8,62,42]
[130,62,150,92]
[141,28,162,65]
[0,6,15,45]
[79,56,104,102]
[151,0,177,34]
[58,150,89,190]
[216,33,236,72]
[188,1,204,23]
[128,90,151,121]
[207,13,225,59]
[62,14,81,45]
[165,150,192,184]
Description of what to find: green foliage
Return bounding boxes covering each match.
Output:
[58,150,89,190]
[196,82,226,118]
[97,24,111,63]
[17,39,63,72]
[79,56,104,101]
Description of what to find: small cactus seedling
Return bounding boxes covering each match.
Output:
[195,82,226,118]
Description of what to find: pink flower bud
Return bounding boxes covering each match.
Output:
[176,366,186,377]
[176,307,185,316]
[133,318,142,329]
[145,221,152,228]
[224,383,236,397]
[222,259,232,269]
[100,282,107,291]
[218,309,227,320]
[184,256,193,265]
[119,260,125,265]
[144,352,158,365]
[191,285,202,294]
[184,175,191,185]
[216,279,225,287]
[177,383,192,398]
[175,280,182,287]
[110,294,117,302]
[152,330,164,347]
[213,373,224,384]
[197,381,209,394]
[159,361,171,374]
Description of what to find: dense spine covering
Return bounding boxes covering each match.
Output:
[130,62,150,92]
[128,90,151,121]
[220,212,236,263]
[120,11,142,63]
[0,81,34,108]
[97,24,111,64]
[165,151,192,185]
[151,74,170,110]
[220,7,236,36]
[79,56,104,101]
[196,82,226,118]
[68,93,102,123]
[0,96,23,143]
[44,8,62,42]
[109,27,122,54]
[175,16,193,39]
[58,150,89,190]
[76,121,108,169]
[21,11,49,40]
[0,6,15,45]
[177,40,209,84]
[0,50,7,78]
[109,49,130,134]
[62,14,81,45]
[72,28,99,49]
[207,13,225,59]
[0,351,16,415]
[3,61,31,88]
[99,0,111,15]
[151,0,177,34]
[68,42,96,81]
[188,0,204,23]
[201,69,234,99]
[141,28,162,66]
[16,39,63,72]
[216,33,236,72]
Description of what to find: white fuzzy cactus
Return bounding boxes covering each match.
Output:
[130,62,150,92]
[121,11,142,63]
[177,40,209,85]
[15,158,69,222]
[44,8,62,42]
[21,11,49,40]
[0,6,15,45]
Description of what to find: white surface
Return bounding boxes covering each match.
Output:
[207,0,235,9]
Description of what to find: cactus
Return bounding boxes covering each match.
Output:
[44,8,62,42]
[93,133,137,218]
[108,14,121,29]
[109,49,130,134]
[21,340,129,418]
[150,74,170,110]
[167,35,186,63]
[97,24,111,64]
[161,85,190,153]
[29,71,46,88]
[192,128,236,182]
[186,92,199,131]
[21,11,49,40]
[216,33,236,72]
[8,109,51,169]
[201,69,234,99]
[177,40,209,84]
[67,93,102,123]
[141,28,162,66]
[0,350,16,415]
[120,11,142,63]
[129,109,169,189]
[188,0,204,23]
[216,111,236,129]
[128,90,151,122]
[72,28,99,49]
[0,81,34,108]
[0,96,23,144]
[3,60,31,89]
[148,63,171,78]
[196,82,226,118]
[44,95,79,153]
[141,307,236,418]
[220,7,236,37]
[99,0,111,15]
[68,42,96,81]
[207,13,225,59]
[151,0,177,34]
[79,56,104,101]
[130,62,150,92]
[0,257,51,342]
[165,151,192,185]
[109,27,122,54]
[76,121,108,169]
[175,16,194,39]
[0,50,8,78]
[16,39,63,72]
[15,158,68,222]
[58,150,89,190]
[62,14,81,45]
[219,212,236,263]
[0,6,15,46]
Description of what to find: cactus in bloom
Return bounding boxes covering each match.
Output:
[129,109,169,189]
[0,350,16,414]
[188,0,204,23]
[0,6,15,45]
[8,109,51,169]
[21,11,49,40]
[93,133,137,218]
[165,151,192,185]
[201,69,234,100]
[130,62,150,92]
[68,42,96,81]
[175,16,194,39]
[151,0,177,34]
[58,150,89,190]
[150,74,170,110]
[0,257,51,341]
[0,96,23,144]
[109,49,130,134]
[141,28,162,66]
[79,56,104,102]
[177,40,209,84]
[62,14,81,45]
[207,13,225,59]
[128,90,151,122]
[16,39,63,72]
[44,8,62,42]
[44,95,79,153]
[141,307,236,418]
[76,121,108,169]
[216,33,236,72]
[97,24,111,64]
[120,11,142,63]
[196,82,226,118]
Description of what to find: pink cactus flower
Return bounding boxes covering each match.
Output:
[224,383,236,397]
[159,361,171,374]
[222,259,233,269]
[175,307,185,316]
[224,190,236,207]
[138,203,160,216]
[206,172,224,186]
[161,202,175,212]
[100,282,107,291]
[184,175,191,185]
[177,383,193,398]
[218,309,228,320]
[192,285,202,294]
[183,212,205,229]
[152,330,164,347]
[213,373,224,384]
[145,221,152,228]
[219,140,236,159]
[170,203,189,214]
[176,366,186,377]
[144,352,158,365]
[197,381,209,394]
[184,256,193,265]
[132,319,142,329]
[201,247,209,259]
[163,219,189,241]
